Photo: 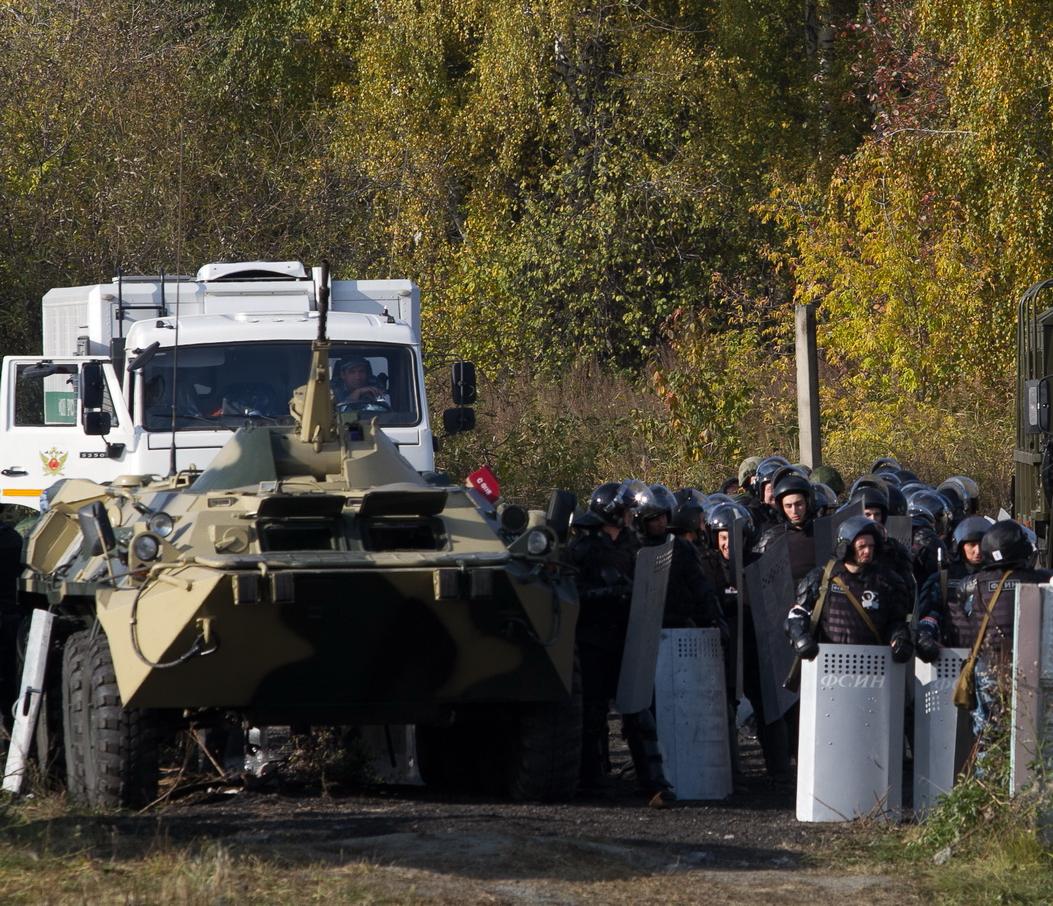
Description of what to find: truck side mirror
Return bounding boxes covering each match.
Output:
[1026,377,1051,433]
[443,407,476,434]
[78,500,116,557]
[451,361,477,405]
[546,490,578,543]
[81,362,105,410]
[83,410,111,436]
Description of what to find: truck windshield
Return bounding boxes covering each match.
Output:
[140,342,419,430]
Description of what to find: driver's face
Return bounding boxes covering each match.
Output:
[342,365,369,388]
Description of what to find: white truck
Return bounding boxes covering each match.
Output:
[0,260,475,510]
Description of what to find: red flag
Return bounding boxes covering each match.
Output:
[467,466,501,503]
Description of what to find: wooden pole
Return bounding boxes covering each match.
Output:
[795,303,822,468]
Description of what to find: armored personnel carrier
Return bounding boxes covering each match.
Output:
[17,265,581,807]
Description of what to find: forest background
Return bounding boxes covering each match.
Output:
[1,0,1048,507]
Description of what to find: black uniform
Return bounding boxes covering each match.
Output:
[568,526,637,786]
[917,557,979,647]
[649,534,725,632]
[958,566,1053,662]
[790,559,911,647]
[911,524,947,590]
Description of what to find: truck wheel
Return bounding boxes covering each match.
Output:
[503,655,582,803]
[61,630,90,802]
[82,632,159,809]
[415,724,482,791]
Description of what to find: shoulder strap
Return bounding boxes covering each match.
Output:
[966,570,1011,661]
[808,558,839,634]
[832,575,882,643]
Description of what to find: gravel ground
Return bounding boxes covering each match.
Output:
[5,727,921,904]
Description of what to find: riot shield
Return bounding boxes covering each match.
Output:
[812,499,864,565]
[743,535,798,723]
[730,515,746,700]
[614,538,674,713]
[885,515,913,548]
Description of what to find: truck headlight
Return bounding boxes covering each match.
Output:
[147,512,175,538]
[525,529,552,556]
[131,533,162,563]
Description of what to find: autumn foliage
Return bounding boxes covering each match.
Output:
[0,1,1048,504]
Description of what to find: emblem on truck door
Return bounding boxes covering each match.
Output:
[40,448,68,476]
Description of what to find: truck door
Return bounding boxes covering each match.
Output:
[0,357,134,508]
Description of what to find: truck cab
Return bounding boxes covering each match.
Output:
[0,262,456,509]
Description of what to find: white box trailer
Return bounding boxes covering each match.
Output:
[0,262,451,508]
[796,644,906,822]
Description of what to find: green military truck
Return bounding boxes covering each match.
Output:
[1014,279,1053,566]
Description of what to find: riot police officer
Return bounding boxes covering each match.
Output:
[915,514,994,659]
[786,516,913,659]
[955,520,1051,752]
[568,482,638,792]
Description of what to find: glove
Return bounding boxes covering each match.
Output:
[890,633,914,664]
[915,631,940,664]
[793,632,820,661]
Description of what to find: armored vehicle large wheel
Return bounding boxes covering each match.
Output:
[81,631,160,809]
[502,655,582,802]
[60,630,90,802]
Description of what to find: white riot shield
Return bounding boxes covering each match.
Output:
[743,535,798,721]
[654,628,732,800]
[1011,584,1053,796]
[813,499,864,565]
[797,643,905,822]
[885,515,913,548]
[730,515,746,699]
[913,647,971,815]
[614,538,673,714]
[3,609,54,794]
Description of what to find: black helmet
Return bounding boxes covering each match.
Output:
[705,501,755,550]
[850,474,890,497]
[674,487,706,509]
[835,515,884,561]
[755,456,791,496]
[849,484,889,520]
[939,476,979,518]
[980,519,1034,569]
[936,483,966,528]
[613,478,650,514]
[702,492,736,519]
[873,467,903,488]
[895,468,920,484]
[671,500,705,535]
[772,469,814,516]
[569,508,604,532]
[633,483,675,528]
[811,482,838,515]
[588,481,625,525]
[870,456,901,473]
[886,485,908,517]
[950,515,994,559]
[649,484,678,517]
[907,488,952,535]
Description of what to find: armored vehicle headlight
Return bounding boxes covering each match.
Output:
[147,512,175,538]
[525,529,552,556]
[131,533,162,562]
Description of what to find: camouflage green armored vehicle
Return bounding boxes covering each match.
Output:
[18,269,580,808]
